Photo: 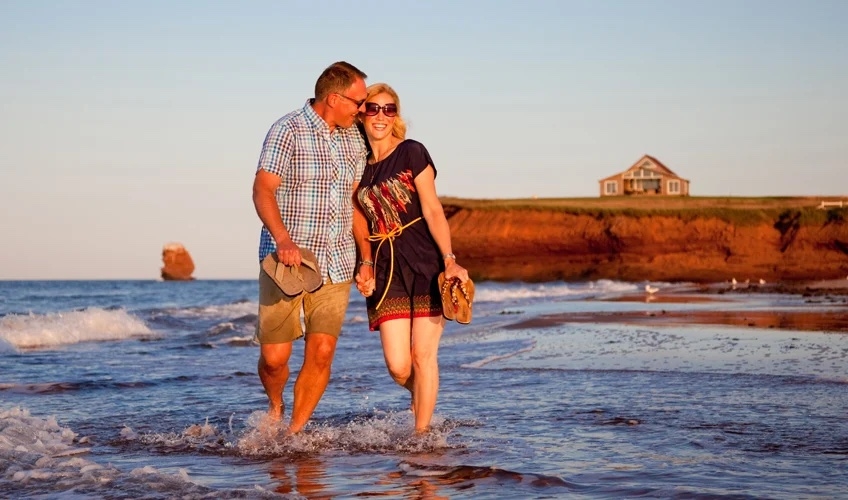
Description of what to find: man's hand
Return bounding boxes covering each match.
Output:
[275,239,302,266]
[355,268,375,297]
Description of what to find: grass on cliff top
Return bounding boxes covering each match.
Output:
[439,196,848,225]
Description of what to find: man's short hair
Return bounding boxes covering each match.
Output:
[314,61,367,101]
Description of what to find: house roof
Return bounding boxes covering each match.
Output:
[627,154,676,176]
[598,154,689,183]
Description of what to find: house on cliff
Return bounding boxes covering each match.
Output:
[599,155,690,197]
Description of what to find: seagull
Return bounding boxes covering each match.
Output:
[731,278,737,285]
[645,284,659,294]
[759,278,766,285]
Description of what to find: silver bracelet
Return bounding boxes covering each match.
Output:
[443,253,456,261]
[359,260,374,267]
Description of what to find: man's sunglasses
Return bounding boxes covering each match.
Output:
[363,102,398,117]
[335,93,366,108]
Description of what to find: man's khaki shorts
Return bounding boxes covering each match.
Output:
[255,267,352,344]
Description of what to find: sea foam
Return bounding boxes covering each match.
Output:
[0,406,223,497]
[0,308,154,350]
[475,279,639,303]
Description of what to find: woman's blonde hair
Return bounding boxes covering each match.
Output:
[362,83,407,140]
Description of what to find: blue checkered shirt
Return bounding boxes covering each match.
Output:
[256,99,367,284]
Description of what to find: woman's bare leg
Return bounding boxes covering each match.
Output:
[410,315,444,433]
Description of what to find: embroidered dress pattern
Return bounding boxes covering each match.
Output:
[359,170,416,234]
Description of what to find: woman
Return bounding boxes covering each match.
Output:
[352,83,470,433]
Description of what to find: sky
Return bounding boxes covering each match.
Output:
[1,0,846,280]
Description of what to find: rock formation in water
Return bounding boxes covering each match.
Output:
[161,243,195,281]
[444,203,848,283]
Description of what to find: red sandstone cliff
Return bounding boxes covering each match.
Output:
[445,206,848,283]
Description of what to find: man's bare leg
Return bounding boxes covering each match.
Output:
[258,342,293,421]
[287,333,338,434]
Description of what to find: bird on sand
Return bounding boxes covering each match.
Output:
[645,284,659,294]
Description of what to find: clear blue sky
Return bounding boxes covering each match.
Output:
[1,0,846,280]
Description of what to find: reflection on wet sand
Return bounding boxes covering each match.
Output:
[269,456,329,498]
[267,455,571,498]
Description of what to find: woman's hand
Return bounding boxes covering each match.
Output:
[355,264,376,297]
[444,260,470,283]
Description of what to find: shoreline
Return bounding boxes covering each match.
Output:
[505,309,848,333]
[504,280,848,333]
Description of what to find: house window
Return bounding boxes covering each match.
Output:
[668,180,680,194]
[605,181,618,195]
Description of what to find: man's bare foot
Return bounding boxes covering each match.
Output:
[267,401,284,421]
[285,423,303,436]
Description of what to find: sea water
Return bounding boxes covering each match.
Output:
[1,279,846,499]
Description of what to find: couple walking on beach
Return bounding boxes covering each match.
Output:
[251,61,471,435]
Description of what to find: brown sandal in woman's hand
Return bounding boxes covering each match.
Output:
[438,273,474,324]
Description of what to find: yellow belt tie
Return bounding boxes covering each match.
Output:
[368,216,422,310]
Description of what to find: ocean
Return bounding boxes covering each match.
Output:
[1,279,846,499]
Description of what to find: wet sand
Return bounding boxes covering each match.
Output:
[604,294,728,304]
[506,309,848,333]
[507,283,848,333]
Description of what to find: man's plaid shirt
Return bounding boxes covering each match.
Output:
[256,99,367,284]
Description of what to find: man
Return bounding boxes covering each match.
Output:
[252,61,368,434]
